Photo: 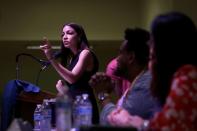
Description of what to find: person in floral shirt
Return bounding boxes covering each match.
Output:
[107,12,197,131]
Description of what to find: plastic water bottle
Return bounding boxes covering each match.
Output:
[79,93,92,126]
[33,104,42,130]
[41,99,52,131]
[56,94,72,131]
[49,98,56,128]
[72,95,81,128]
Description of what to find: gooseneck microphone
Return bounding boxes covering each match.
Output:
[16,53,49,67]
[39,51,62,70]
[15,52,61,81]
[15,53,50,85]
[16,53,50,73]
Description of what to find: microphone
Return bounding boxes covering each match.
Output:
[40,51,61,70]
[15,52,61,85]
[16,53,48,80]
[16,51,61,70]
[16,52,62,79]
[40,60,51,70]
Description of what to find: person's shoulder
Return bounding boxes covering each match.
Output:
[81,48,91,53]
[143,70,152,77]
[106,58,118,75]
[81,49,97,56]
[173,64,197,81]
[79,49,91,57]
[134,70,152,90]
[175,64,197,76]
[139,70,152,82]
[107,58,117,67]
[79,49,99,65]
[179,64,197,71]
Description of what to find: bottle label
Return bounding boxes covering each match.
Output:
[56,107,72,130]
[77,106,92,115]
[43,109,52,119]
[56,102,71,108]
[34,114,42,121]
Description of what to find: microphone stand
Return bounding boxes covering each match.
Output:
[16,53,50,86]
[35,68,43,87]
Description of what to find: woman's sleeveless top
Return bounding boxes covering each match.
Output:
[66,50,99,98]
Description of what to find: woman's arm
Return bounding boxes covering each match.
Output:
[40,38,92,84]
[50,49,92,84]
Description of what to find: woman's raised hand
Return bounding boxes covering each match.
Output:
[40,37,53,60]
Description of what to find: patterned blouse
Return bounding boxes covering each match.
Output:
[150,65,197,131]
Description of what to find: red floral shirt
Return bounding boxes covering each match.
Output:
[150,65,197,131]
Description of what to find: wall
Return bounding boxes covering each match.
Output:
[0,0,142,41]
[0,0,141,94]
[1,0,197,41]
[173,0,197,23]
[140,0,173,29]
[1,0,197,94]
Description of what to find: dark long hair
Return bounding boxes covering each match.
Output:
[59,23,89,66]
[150,12,197,105]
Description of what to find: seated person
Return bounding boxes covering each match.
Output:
[89,28,162,125]
[105,57,131,97]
